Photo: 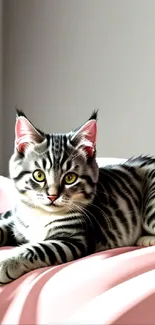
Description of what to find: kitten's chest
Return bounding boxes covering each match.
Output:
[14,204,60,242]
[26,217,51,242]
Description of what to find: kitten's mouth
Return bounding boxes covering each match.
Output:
[43,203,68,213]
[47,201,57,207]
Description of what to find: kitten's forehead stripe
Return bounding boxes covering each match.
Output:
[60,135,70,167]
[34,161,40,168]
[66,160,72,170]
[42,158,47,170]
[46,151,53,169]
[50,134,69,170]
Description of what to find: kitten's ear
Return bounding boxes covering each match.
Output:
[71,110,98,157]
[15,110,44,153]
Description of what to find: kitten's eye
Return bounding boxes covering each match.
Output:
[64,173,77,185]
[33,170,45,182]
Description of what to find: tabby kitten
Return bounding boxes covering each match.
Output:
[0,110,154,284]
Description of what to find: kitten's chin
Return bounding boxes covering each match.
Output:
[41,204,68,214]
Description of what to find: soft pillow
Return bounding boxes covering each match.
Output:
[0,246,155,324]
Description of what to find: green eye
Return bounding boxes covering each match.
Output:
[33,170,45,182]
[64,173,77,185]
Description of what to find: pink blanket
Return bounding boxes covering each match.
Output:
[0,176,155,324]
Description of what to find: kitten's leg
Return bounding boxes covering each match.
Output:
[137,169,155,246]
[0,238,87,284]
[0,211,17,246]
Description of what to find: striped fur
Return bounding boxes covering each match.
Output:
[0,113,155,284]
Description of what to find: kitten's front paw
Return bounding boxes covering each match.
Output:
[0,251,26,285]
[136,235,155,247]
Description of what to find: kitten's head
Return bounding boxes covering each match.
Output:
[9,110,99,214]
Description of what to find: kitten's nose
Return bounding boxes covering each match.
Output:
[48,195,58,202]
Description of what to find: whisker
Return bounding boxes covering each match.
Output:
[71,202,105,232]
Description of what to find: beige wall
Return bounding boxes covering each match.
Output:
[0,0,2,174]
[3,0,155,175]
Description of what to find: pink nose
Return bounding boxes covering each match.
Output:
[48,195,58,202]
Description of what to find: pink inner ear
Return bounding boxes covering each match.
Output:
[79,120,97,146]
[15,117,43,153]
[72,119,97,156]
